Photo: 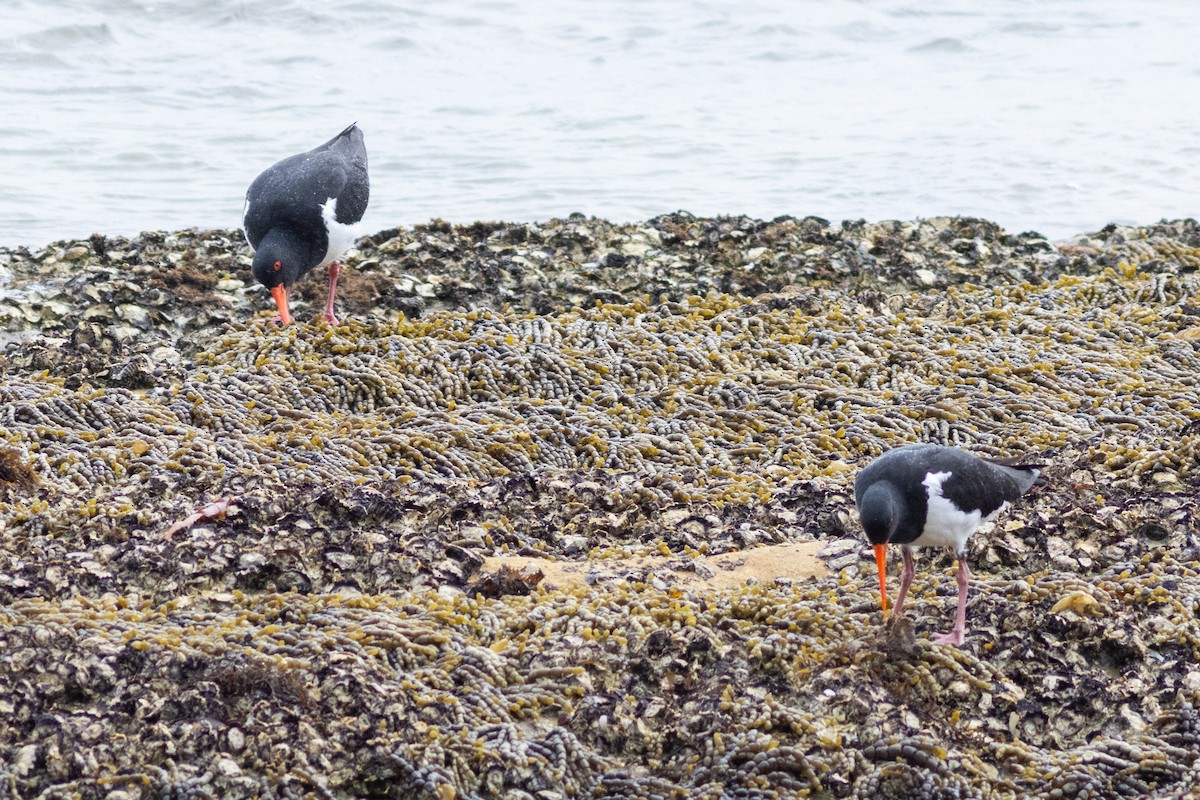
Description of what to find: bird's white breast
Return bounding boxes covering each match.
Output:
[913,471,1008,552]
[318,197,361,268]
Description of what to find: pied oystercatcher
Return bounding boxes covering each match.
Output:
[855,444,1042,646]
[242,123,369,326]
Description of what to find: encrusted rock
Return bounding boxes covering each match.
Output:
[2,216,1200,799]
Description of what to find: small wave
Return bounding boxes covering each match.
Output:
[432,105,494,117]
[371,35,418,51]
[177,84,271,102]
[909,37,972,53]
[751,24,800,37]
[833,21,897,43]
[752,51,794,63]
[624,25,665,38]
[1001,21,1063,35]
[516,107,559,118]
[19,23,115,51]
[0,51,70,69]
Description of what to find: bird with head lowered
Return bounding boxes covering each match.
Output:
[242,123,369,326]
[855,443,1043,646]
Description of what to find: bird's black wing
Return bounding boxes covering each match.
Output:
[937,455,1028,517]
[304,124,369,226]
[333,162,368,226]
[243,151,351,249]
[324,127,368,226]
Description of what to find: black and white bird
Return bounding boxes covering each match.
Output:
[855,444,1042,646]
[242,123,369,326]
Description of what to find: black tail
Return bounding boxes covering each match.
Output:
[319,123,363,154]
[984,455,1046,491]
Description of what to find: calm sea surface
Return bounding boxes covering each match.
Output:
[0,0,1197,247]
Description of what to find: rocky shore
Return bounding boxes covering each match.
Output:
[2,214,1200,799]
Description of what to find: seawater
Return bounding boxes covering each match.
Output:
[0,0,1197,247]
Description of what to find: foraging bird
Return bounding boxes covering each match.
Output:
[855,444,1042,646]
[242,124,369,326]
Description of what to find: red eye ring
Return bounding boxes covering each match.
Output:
[273,260,282,272]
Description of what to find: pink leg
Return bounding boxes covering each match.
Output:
[894,547,916,616]
[931,557,970,646]
[321,262,341,325]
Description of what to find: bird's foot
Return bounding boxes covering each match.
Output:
[254,313,290,329]
[319,310,341,326]
[930,629,965,647]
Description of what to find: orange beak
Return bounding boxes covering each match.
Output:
[270,284,292,326]
[873,543,890,617]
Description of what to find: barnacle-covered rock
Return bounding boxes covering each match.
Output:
[2,216,1200,799]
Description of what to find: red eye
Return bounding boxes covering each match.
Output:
[273,260,282,272]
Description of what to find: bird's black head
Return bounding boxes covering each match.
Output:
[857,481,902,545]
[250,232,307,290]
[250,230,311,325]
[857,479,905,618]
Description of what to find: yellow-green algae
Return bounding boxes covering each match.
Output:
[1,216,1200,799]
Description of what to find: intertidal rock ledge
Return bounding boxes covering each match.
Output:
[2,214,1200,799]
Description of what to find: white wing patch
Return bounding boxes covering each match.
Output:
[915,471,1009,552]
[318,196,361,268]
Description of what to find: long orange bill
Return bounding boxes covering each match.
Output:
[873,543,890,618]
[270,284,293,326]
